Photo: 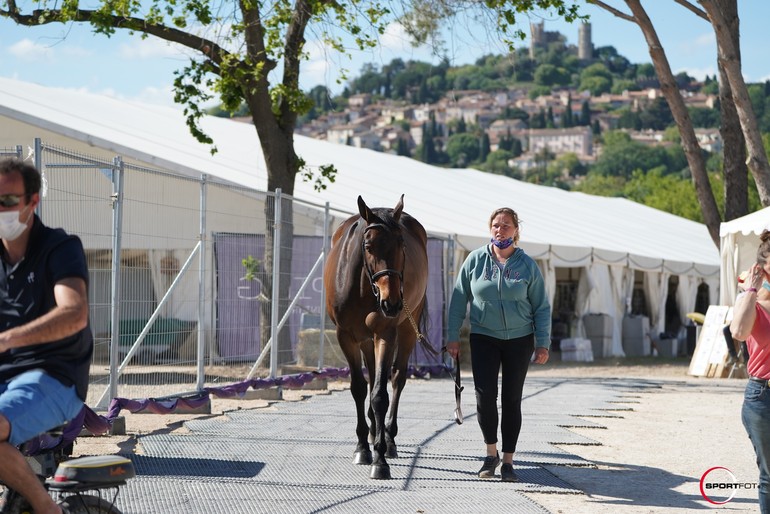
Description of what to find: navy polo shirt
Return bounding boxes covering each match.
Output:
[0,216,93,400]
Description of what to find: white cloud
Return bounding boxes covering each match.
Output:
[9,39,93,60]
[8,39,54,60]
[118,38,188,60]
[380,22,417,54]
[694,32,716,49]
[676,31,715,58]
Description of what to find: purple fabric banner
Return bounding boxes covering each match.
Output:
[102,365,456,421]
[213,234,446,364]
[213,233,266,360]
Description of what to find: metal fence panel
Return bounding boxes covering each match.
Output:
[10,139,449,411]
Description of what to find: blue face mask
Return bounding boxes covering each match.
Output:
[491,237,513,250]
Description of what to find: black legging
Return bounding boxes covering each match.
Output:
[469,332,535,454]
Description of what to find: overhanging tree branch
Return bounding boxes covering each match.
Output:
[0,6,233,69]
[699,0,770,206]
[591,0,721,246]
[587,0,634,21]
[673,0,708,20]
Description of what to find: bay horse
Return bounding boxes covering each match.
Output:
[324,195,428,480]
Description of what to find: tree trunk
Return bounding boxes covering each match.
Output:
[245,80,300,367]
[716,0,749,221]
[625,0,721,247]
[701,0,770,206]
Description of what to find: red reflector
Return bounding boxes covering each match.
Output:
[54,475,69,482]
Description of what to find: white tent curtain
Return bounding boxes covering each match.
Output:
[622,269,636,315]
[149,248,200,321]
[608,266,633,357]
[587,265,611,314]
[592,264,625,357]
[575,265,617,353]
[719,232,739,305]
[675,274,699,327]
[537,259,556,315]
[643,271,670,340]
[575,266,596,338]
[705,275,720,306]
[719,206,770,305]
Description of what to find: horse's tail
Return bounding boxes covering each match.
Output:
[418,294,430,341]
[416,295,440,356]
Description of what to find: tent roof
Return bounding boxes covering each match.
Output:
[0,77,719,277]
[719,206,770,237]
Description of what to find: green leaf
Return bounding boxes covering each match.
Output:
[242,255,261,281]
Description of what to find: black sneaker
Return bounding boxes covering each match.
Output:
[478,452,500,478]
[500,463,519,482]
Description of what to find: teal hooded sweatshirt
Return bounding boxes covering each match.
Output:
[447,245,551,348]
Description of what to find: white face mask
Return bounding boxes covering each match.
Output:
[0,207,31,241]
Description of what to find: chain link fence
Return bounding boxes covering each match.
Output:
[14,139,450,412]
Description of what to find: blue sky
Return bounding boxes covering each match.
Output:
[1,2,768,108]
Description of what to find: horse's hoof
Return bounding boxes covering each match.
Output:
[370,463,391,480]
[353,450,373,465]
[386,446,398,459]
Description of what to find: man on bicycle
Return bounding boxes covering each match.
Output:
[0,158,92,514]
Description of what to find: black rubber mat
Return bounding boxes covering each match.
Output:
[110,376,651,513]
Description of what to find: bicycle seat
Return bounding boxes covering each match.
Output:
[49,455,136,490]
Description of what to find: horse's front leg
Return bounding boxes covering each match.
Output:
[350,364,373,465]
[338,332,372,465]
[369,334,396,480]
[384,322,419,459]
[361,338,377,446]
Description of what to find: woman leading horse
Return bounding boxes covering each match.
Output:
[323,195,428,480]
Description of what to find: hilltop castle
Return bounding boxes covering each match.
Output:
[530,21,592,60]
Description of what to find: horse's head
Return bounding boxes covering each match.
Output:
[358,194,406,318]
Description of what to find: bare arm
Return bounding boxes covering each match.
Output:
[0,277,88,351]
[730,263,763,341]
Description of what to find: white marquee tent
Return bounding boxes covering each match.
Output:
[0,77,721,355]
[720,206,770,305]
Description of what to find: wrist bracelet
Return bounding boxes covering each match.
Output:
[748,287,758,293]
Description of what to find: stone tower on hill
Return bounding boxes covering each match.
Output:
[529,21,559,58]
[530,21,593,61]
[578,23,593,60]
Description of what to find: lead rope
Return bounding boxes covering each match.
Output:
[403,299,437,356]
[403,299,463,424]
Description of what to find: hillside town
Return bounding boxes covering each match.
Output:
[295,22,722,176]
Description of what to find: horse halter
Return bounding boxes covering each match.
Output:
[361,223,405,302]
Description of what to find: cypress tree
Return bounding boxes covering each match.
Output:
[480,133,490,162]
[580,100,591,126]
[562,95,573,128]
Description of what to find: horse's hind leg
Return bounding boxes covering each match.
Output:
[338,332,372,465]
